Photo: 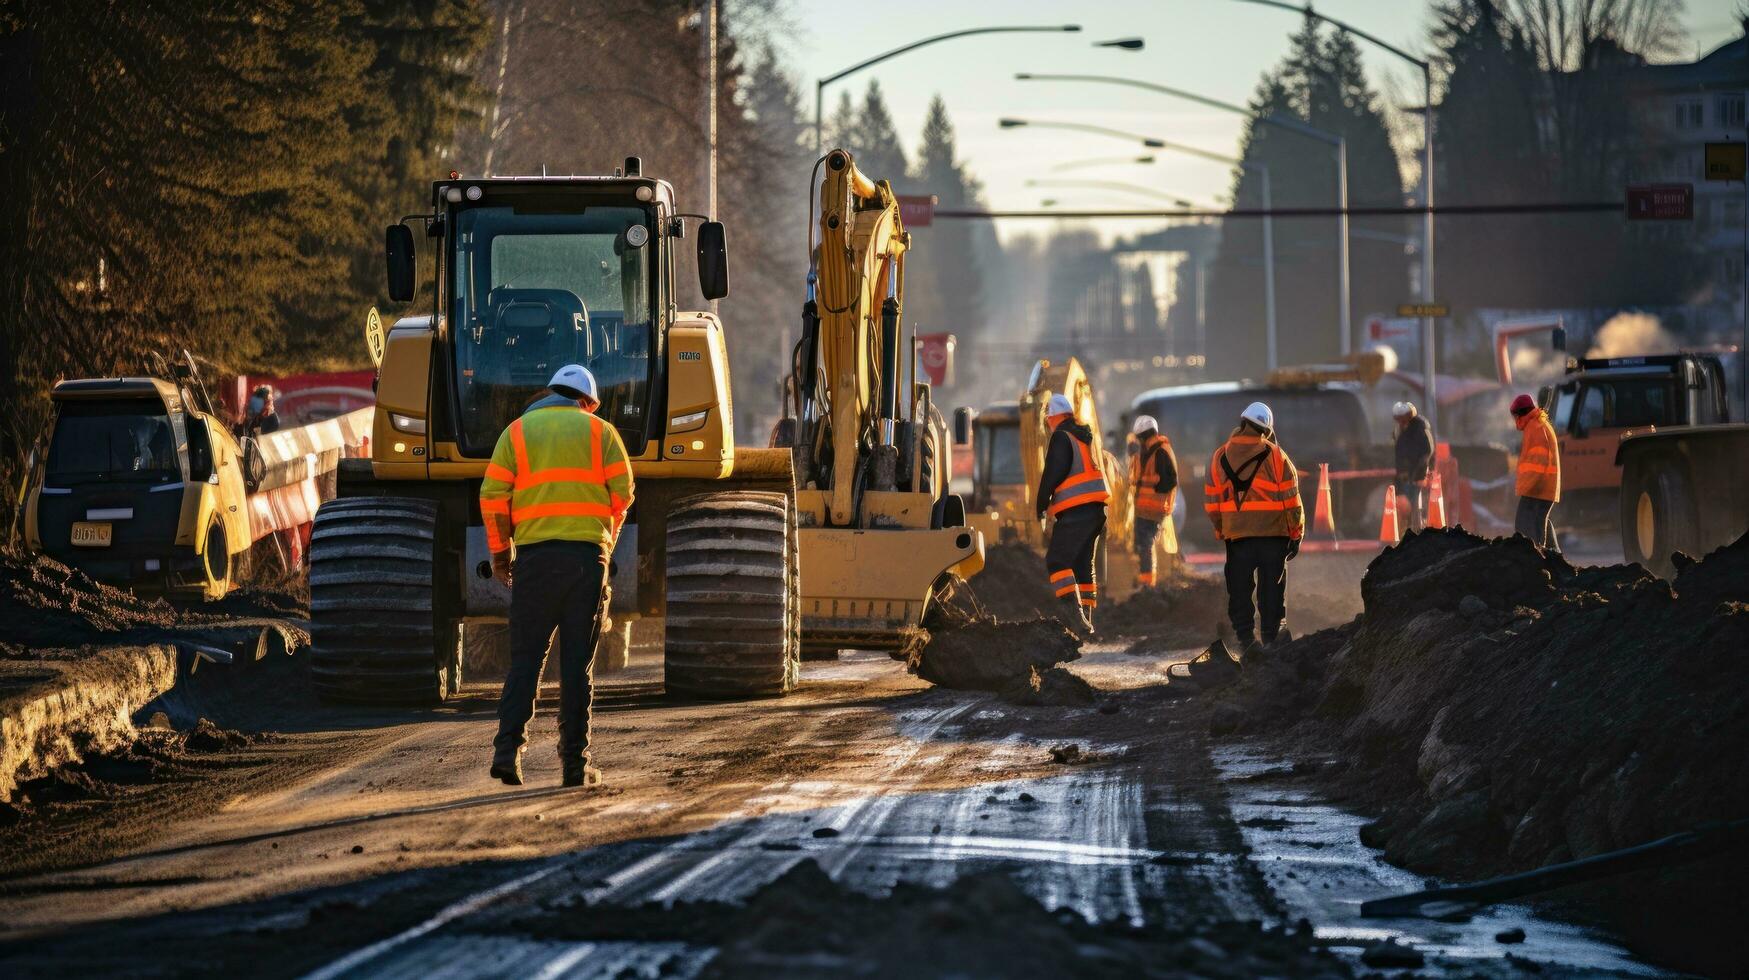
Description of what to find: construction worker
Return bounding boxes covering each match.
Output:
[238,384,281,437]
[1204,402,1303,651]
[480,364,634,788]
[1129,414,1178,588]
[1036,392,1110,636]
[1392,401,1434,532]
[1510,393,1561,551]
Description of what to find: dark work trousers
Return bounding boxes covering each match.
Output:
[1394,479,1425,532]
[1046,505,1106,611]
[1133,517,1161,581]
[494,540,608,765]
[1224,535,1291,641]
[1514,496,1560,552]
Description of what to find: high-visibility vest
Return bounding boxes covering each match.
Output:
[1045,421,1111,517]
[479,405,635,552]
[1515,409,1560,502]
[1131,432,1175,521]
[1203,431,1303,541]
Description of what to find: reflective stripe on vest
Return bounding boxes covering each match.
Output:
[479,406,634,551]
[1046,426,1111,516]
[1133,434,1174,520]
[1203,435,1303,540]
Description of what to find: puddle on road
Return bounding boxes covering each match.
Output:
[1212,745,1663,977]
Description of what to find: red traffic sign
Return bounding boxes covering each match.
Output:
[915,332,956,385]
[1625,183,1693,220]
[898,194,937,228]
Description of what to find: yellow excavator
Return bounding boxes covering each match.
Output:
[308,158,799,703]
[780,148,984,653]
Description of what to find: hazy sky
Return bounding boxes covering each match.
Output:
[783,0,1741,238]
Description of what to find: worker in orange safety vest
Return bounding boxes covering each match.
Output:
[1509,393,1560,552]
[1204,401,1303,652]
[480,364,634,788]
[1128,414,1178,589]
[1036,393,1110,637]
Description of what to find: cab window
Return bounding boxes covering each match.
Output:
[46,399,181,483]
[1575,387,1605,432]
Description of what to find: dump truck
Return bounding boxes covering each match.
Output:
[17,351,368,599]
[778,148,984,654]
[308,159,800,703]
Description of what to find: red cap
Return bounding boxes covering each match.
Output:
[1510,394,1536,416]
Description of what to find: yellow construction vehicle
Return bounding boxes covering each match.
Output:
[780,148,984,653]
[19,352,252,600]
[308,158,799,703]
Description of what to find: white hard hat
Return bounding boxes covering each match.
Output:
[1046,393,1074,417]
[1131,414,1157,435]
[549,364,599,404]
[1392,400,1416,418]
[1240,401,1274,430]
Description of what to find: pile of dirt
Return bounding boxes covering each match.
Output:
[517,859,1350,979]
[0,552,308,658]
[1097,563,1228,640]
[906,619,1080,693]
[1206,527,1749,973]
[1000,664,1096,707]
[928,543,1061,625]
[0,553,178,654]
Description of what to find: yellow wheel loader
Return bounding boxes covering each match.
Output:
[779,149,984,654]
[19,352,254,601]
[309,159,799,704]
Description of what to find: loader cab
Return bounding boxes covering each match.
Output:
[380,167,732,472]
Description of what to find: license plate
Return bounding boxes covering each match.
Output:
[70,521,112,548]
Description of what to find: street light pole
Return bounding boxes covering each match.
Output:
[1015,72,1352,358]
[1002,116,1280,370]
[1232,0,1438,436]
[812,25,1128,157]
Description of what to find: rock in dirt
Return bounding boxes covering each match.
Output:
[183,718,250,752]
[1047,743,1083,764]
[907,619,1079,692]
[1208,527,1749,976]
[1000,664,1096,707]
[1496,927,1526,944]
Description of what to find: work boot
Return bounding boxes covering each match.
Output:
[1235,629,1257,654]
[1057,597,1091,639]
[1267,627,1293,648]
[490,751,524,787]
[562,759,603,788]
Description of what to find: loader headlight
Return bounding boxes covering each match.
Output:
[390,412,427,435]
[464,185,483,201]
[669,410,707,433]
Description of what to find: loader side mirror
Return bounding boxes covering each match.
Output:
[952,407,975,446]
[697,221,729,300]
[386,224,416,303]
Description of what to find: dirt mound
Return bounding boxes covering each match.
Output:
[907,619,1080,692]
[0,553,178,652]
[1209,527,1749,974]
[1000,664,1097,707]
[517,858,1350,978]
[929,543,1060,625]
[1097,564,1227,639]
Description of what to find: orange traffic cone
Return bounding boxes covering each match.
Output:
[1379,484,1400,544]
[1426,473,1447,529]
[1312,462,1336,537]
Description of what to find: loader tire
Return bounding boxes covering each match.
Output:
[663,491,798,698]
[1621,456,1699,578]
[308,497,459,704]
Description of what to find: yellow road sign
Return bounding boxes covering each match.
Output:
[1706,142,1746,182]
[1396,303,1448,318]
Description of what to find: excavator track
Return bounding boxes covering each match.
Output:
[308,497,458,704]
[663,491,798,698]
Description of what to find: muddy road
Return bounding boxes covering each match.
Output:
[0,625,1655,978]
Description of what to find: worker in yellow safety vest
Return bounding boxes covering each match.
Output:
[1204,401,1303,652]
[1036,393,1110,637]
[1128,414,1179,589]
[480,364,634,788]
[1509,393,1561,552]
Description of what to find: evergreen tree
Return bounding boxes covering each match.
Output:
[904,96,986,386]
[852,80,908,184]
[826,90,857,155]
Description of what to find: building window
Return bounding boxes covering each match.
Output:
[1719,95,1747,129]
[1675,101,1704,129]
[1723,198,1745,228]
